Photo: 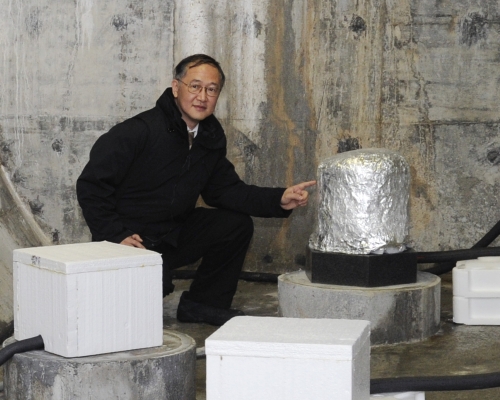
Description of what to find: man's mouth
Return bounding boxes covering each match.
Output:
[194,105,207,111]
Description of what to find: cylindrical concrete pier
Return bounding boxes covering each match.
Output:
[278,271,441,345]
[3,330,196,400]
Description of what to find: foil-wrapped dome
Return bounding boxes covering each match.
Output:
[309,148,410,255]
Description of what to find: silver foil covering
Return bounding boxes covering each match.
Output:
[309,148,410,255]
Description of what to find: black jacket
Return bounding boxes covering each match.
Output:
[76,88,290,245]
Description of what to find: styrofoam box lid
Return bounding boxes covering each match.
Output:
[13,241,162,274]
[453,256,500,297]
[205,316,370,360]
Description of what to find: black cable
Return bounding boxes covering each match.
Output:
[172,269,279,283]
[173,249,500,280]
[416,247,500,264]
[0,321,14,348]
[421,261,457,275]
[472,219,500,248]
[0,335,44,367]
[371,371,500,393]
[239,271,279,283]
[422,219,500,275]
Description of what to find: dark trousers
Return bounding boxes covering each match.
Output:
[145,208,254,309]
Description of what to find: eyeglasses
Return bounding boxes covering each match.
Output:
[176,79,221,97]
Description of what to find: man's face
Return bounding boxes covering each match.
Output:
[171,63,221,129]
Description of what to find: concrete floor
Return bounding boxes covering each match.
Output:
[1,271,500,399]
[164,271,500,400]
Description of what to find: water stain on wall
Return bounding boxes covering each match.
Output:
[26,7,42,38]
[52,229,60,244]
[258,1,317,270]
[349,14,366,38]
[0,141,13,165]
[243,143,258,164]
[253,14,263,37]
[29,196,44,216]
[118,33,132,62]
[338,137,361,153]
[112,14,128,31]
[487,148,500,165]
[12,171,26,186]
[461,12,487,47]
[52,139,64,154]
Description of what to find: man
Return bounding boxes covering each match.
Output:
[77,54,315,326]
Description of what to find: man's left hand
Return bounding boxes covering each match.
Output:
[280,180,316,210]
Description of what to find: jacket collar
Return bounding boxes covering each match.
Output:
[157,88,226,150]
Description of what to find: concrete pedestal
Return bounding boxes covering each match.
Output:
[278,271,441,345]
[3,330,196,400]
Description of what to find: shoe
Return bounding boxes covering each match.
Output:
[176,292,245,326]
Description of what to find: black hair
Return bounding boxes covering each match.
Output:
[174,54,226,89]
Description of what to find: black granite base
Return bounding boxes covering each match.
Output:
[305,245,417,287]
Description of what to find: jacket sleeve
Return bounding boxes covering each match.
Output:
[201,154,292,218]
[76,119,147,242]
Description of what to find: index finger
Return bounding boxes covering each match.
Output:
[296,180,317,190]
[132,234,143,242]
[131,239,146,249]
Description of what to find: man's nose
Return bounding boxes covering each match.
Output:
[197,88,208,101]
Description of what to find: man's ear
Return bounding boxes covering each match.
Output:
[171,79,179,98]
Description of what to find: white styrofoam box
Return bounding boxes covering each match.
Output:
[14,241,163,358]
[453,256,500,297]
[205,316,370,400]
[453,257,500,325]
[371,392,425,399]
[453,296,500,325]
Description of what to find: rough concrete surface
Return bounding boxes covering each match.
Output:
[1,0,500,371]
[161,276,500,400]
[2,275,500,399]
[3,331,196,400]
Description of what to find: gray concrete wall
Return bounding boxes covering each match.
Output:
[0,0,175,334]
[1,0,500,332]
